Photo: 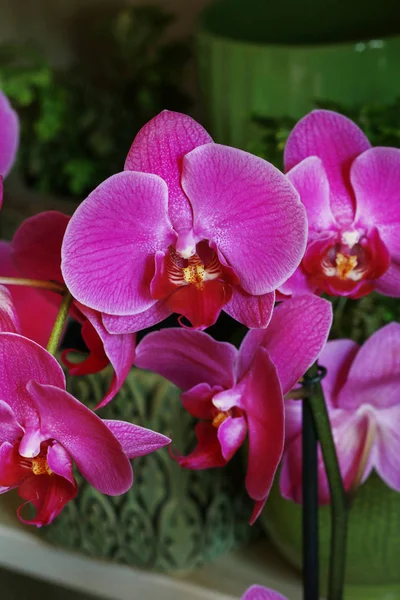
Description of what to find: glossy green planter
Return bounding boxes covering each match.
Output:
[262,474,400,599]
[40,367,256,571]
[197,0,400,147]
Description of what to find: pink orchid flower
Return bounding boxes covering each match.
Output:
[11,211,136,408]
[0,90,19,206]
[0,300,169,526]
[281,322,400,504]
[280,109,400,299]
[135,295,332,523]
[0,241,59,347]
[241,585,288,600]
[61,110,307,333]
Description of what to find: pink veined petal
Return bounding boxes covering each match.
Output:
[0,284,20,333]
[61,171,176,315]
[241,347,284,523]
[135,328,238,391]
[375,262,400,297]
[241,584,288,600]
[26,381,133,496]
[374,404,400,492]
[237,296,332,393]
[286,156,335,230]
[182,143,307,295]
[0,333,65,443]
[181,383,223,420]
[284,399,302,446]
[0,401,23,443]
[103,300,172,334]
[278,263,316,297]
[0,90,19,177]
[173,421,226,470]
[319,339,359,409]
[223,287,275,329]
[0,442,29,488]
[17,472,77,527]
[124,110,212,233]
[352,147,400,258]
[280,409,372,504]
[0,241,59,347]
[12,211,69,284]
[47,442,75,486]
[75,304,136,409]
[103,420,170,458]
[338,323,400,410]
[217,415,247,462]
[284,110,371,224]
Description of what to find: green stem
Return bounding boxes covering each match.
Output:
[308,379,349,600]
[46,292,73,356]
[0,276,66,294]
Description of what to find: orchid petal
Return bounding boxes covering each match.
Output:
[0,442,28,488]
[287,156,335,230]
[352,147,400,259]
[238,296,332,393]
[374,404,400,492]
[135,328,237,391]
[0,401,23,443]
[103,420,170,458]
[338,323,400,410]
[47,442,75,486]
[242,347,284,522]
[76,304,136,408]
[181,383,223,420]
[124,110,212,232]
[103,300,172,334]
[182,143,307,295]
[27,381,133,495]
[174,421,226,469]
[375,262,400,297]
[61,172,175,315]
[319,339,359,409]
[241,584,288,600]
[17,473,77,527]
[284,110,370,223]
[278,263,315,297]
[0,333,65,433]
[223,287,275,329]
[0,285,20,333]
[0,91,19,177]
[217,416,247,462]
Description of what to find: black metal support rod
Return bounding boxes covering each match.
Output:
[302,395,319,600]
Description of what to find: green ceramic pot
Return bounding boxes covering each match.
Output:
[40,367,257,571]
[197,0,400,147]
[262,474,400,599]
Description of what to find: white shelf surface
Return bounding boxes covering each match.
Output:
[0,496,303,600]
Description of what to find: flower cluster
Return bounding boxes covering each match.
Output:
[0,87,399,534]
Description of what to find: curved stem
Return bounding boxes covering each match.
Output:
[46,292,73,356]
[307,378,349,600]
[0,276,66,294]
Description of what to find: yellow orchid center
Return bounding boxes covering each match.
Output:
[31,456,53,476]
[335,253,358,280]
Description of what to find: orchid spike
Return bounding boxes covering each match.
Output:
[0,298,169,526]
[135,295,332,522]
[61,110,307,333]
[11,212,136,408]
[280,323,400,503]
[241,585,288,599]
[280,109,400,299]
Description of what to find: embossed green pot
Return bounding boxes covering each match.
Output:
[262,474,400,599]
[197,0,400,147]
[40,367,255,571]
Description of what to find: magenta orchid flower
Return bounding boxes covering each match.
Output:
[241,585,288,600]
[0,300,169,526]
[281,322,400,504]
[61,110,307,333]
[11,212,136,408]
[0,241,59,347]
[135,295,332,523]
[280,109,400,299]
[0,90,19,206]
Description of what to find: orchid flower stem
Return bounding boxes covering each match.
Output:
[0,276,66,294]
[46,292,73,356]
[307,371,349,600]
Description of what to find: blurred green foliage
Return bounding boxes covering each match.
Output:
[248,100,400,341]
[0,5,191,198]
